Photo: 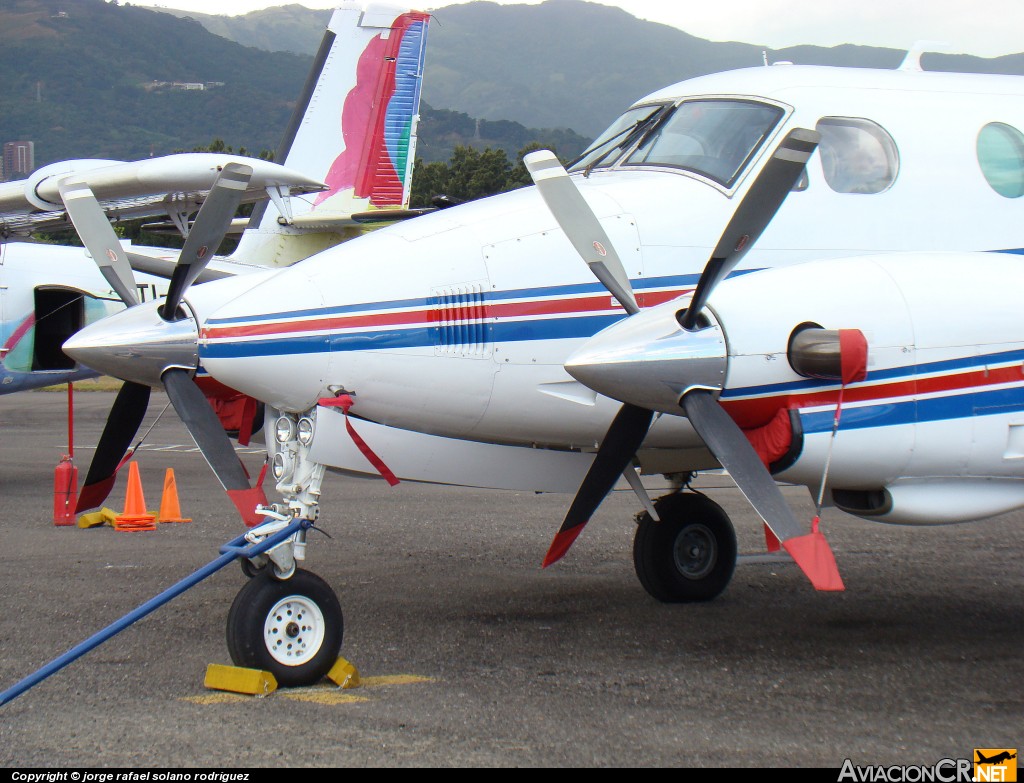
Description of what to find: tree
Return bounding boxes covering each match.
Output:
[506,142,550,190]
[446,146,512,202]
[409,143,568,208]
[409,160,452,208]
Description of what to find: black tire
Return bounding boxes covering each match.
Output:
[239,558,265,579]
[633,492,737,603]
[226,568,343,687]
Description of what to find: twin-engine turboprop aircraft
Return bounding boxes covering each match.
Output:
[0,3,430,396]
[64,55,1024,686]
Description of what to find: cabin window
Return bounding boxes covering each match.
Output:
[816,117,898,194]
[977,122,1024,198]
[622,99,784,187]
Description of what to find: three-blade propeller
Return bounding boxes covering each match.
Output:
[61,162,267,524]
[525,130,843,590]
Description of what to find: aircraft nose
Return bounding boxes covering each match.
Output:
[63,299,199,388]
[564,297,728,414]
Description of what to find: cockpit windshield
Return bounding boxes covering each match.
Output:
[571,99,785,188]
[568,104,669,173]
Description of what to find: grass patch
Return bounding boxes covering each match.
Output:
[34,376,124,392]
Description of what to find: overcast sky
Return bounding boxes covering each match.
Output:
[131,0,1023,58]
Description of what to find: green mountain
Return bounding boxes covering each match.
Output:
[0,0,310,164]
[416,104,588,163]
[3,0,1024,171]
[0,0,586,170]
[168,0,1024,137]
[425,0,1024,135]
[160,3,332,56]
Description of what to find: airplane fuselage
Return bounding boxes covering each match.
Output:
[201,66,1024,439]
[0,243,163,392]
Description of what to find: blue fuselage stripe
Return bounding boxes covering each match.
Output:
[203,272,712,326]
[800,385,1024,434]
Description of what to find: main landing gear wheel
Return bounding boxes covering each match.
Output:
[633,492,737,603]
[226,568,343,687]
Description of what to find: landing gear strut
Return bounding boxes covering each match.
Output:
[227,406,343,687]
[633,492,737,602]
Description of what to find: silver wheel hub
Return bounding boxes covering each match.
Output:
[263,594,326,666]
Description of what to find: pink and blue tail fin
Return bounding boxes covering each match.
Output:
[235,3,430,266]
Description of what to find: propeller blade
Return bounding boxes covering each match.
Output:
[163,368,251,490]
[75,381,151,512]
[58,180,139,307]
[162,162,253,320]
[543,403,654,567]
[162,368,266,525]
[680,389,843,590]
[680,128,819,330]
[524,150,639,315]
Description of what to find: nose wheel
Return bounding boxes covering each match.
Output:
[633,492,737,602]
[226,568,343,687]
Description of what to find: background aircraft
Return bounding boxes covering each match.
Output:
[0,155,322,394]
[0,2,430,396]
[64,54,1024,687]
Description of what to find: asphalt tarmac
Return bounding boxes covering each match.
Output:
[0,390,1020,768]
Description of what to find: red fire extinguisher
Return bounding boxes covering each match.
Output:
[53,383,78,526]
[53,454,78,526]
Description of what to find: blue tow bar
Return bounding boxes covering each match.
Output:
[0,517,310,707]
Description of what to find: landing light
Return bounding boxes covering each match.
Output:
[297,417,315,446]
[272,451,294,482]
[275,416,296,444]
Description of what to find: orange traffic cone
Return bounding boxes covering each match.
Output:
[115,462,156,532]
[157,468,192,523]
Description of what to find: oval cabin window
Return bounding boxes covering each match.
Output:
[977,122,1024,198]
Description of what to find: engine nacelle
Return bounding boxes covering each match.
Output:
[832,480,1024,525]
[714,252,1024,515]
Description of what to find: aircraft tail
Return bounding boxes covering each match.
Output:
[233,3,430,266]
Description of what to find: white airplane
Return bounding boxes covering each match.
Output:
[63,53,1024,687]
[0,2,430,399]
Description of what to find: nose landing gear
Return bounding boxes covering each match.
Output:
[227,406,343,687]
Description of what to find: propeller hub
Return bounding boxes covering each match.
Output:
[63,299,199,388]
[564,297,727,415]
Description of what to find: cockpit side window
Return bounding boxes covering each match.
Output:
[815,117,899,194]
[977,122,1024,198]
[568,104,670,173]
[623,100,784,187]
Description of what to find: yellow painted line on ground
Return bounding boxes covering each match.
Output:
[360,674,435,687]
[181,693,253,705]
[182,671,434,705]
[280,690,371,705]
